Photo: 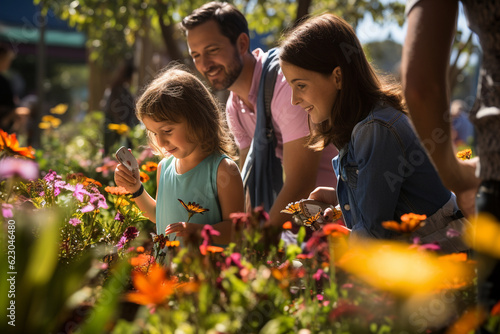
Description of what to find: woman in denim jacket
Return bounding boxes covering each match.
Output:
[279,13,468,253]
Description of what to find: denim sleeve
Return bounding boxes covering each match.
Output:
[350,121,406,238]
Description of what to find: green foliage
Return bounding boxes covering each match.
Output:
[37,0,406,62]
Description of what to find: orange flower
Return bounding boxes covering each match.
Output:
[492,301,500,316]
[382,213,427,234]
[282,221,293,230]
[166,240,180,248]
[136,246,145,253]
[281,202,301,215]
[126,264,176,306]
[176,281,200,294]
[105,186,131,196]
[141,161,158,172]
[129,253,154,267]
[0,129,35,159]
[83,177,102,187]
[457,148,472,160]
[140,171,150,183]
[447,307,487,334]
[206,245,224,253]
[178,199,209,220]
[438,252,468,262]
[323,223,350,237]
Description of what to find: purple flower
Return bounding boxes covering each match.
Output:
[80,204,95,213]
[73,183,91,202]
[124,226,139,239]
[115,212,125,221]
[43,170,57,182]
[2,204,14,218]
[69,218,82,226]
[0,157,38,180]
[446,228,461,238]
[116,226,139,250]
[90,192,108,209]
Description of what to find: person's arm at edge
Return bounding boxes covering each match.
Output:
[401,0,479,216]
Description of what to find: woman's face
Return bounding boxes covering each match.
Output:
[280,61,341,124]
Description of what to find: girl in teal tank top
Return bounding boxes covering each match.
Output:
[114,67,244,246]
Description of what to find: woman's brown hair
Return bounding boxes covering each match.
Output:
[136,65,236,158]
[279,14,406,150]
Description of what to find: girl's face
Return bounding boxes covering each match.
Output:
[142,116,201,162]
[280,61,341,124]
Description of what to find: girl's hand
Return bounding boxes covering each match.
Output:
[114,163,141,193]
[165,222,203,238]
[308,187,339,223]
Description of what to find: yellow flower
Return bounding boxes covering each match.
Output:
[456,148,472,160]
[108,123,130,135]
[50,103,68,115]
[39,115,61,129]
[464,213,500,258]
[39,122,51,129]
[337,239,474,297]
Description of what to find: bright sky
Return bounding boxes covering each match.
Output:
[356,1,472,45]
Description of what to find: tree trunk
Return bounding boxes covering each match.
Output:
[157,1,184,63]
[295,0,312,24]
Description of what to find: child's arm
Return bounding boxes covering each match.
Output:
[165,159,244,244]
[211,158,245,244]
[114,163,159,223]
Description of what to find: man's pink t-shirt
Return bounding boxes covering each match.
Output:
[225,49,338,188]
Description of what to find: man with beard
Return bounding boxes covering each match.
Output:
[181,2,338,234]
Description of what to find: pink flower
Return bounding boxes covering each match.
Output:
[73,183,91,202]
[313,268,328,281]
[69,218,82,226]
[2,204,14,218]
[0,157,38,180]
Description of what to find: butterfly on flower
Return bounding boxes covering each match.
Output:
[456,148,472,160]
[178,199,209,221]
[303,212,322,227]
[280,202,301,215]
